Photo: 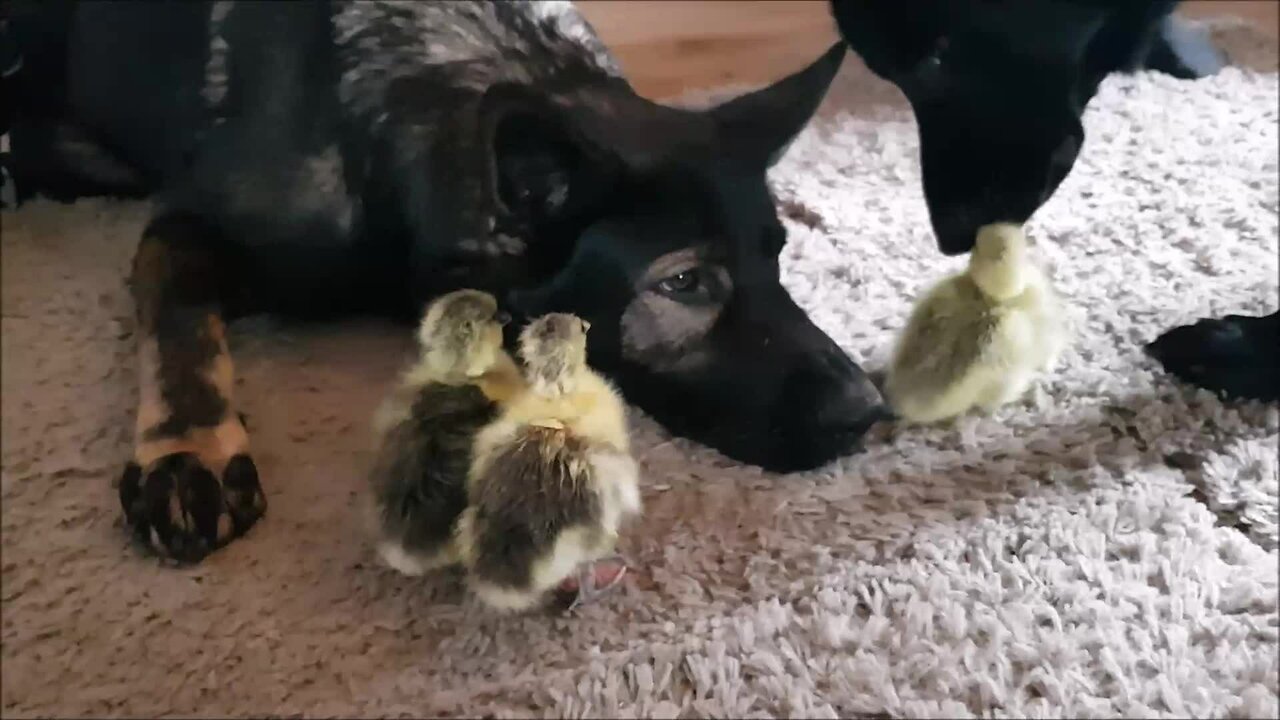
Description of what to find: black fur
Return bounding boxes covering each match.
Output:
[1146,313,1279,402]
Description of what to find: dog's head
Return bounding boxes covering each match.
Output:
[831,0,1176,255]
[470,44,886,472]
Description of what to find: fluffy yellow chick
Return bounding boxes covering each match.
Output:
[455,313,641,613]
[367,289,523,577]
[885,223,1066,423]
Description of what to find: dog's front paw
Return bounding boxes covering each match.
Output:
[1146,313,1278,402]
[119,452,266,563]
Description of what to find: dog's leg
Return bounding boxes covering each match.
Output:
[118,211,266,563]
[6,114,151,203]
[1146,310,1278,402]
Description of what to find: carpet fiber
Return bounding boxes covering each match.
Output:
[3,19,1278,720]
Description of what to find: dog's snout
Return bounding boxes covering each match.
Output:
[809,350,887,430]
[933,208,981,256]
[1042,132,1081,205]
[921,114,1083,257]
[777,348,887,447]
[751,355,886,472]
[813,376,886,431]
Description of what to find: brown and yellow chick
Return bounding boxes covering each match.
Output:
[885,223,1066,423]
[367,289,524,576]
[455,312,641,613]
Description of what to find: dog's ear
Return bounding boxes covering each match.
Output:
[481,83,620,226]
[706,42,846,168]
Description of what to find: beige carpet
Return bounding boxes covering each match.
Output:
[3,19,1278,720]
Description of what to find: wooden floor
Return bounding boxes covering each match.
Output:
[577,0,1279,99]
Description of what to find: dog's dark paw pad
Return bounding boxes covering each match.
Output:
[1146,315,1279,401]
[222,453,267,534]
[119,452,266,564]
[119,462,145,527]
[139,454,221,562]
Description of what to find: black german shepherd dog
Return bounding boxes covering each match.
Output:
[2,0,1274,564]
[827,0,1278,402]
[5,0,885,562]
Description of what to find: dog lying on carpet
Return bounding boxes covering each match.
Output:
[4,0,886,562]
[828,0,1278,402]
[2,0,1272,565]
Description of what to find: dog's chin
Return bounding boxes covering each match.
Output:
[932,211,990,257]
[937,230,977,257]
[726,425,877,473]
[614,367,888,473]
[649,411,876,474]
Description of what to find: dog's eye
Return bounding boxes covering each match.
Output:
[649,260,725,305]
[656,269,702,297]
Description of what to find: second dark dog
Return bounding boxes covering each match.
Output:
[828,0,1276,401]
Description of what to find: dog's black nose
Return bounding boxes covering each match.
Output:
[765,350,889,472]
[806,347,887,430]
[932,207,983,257]
[812,370,888,431]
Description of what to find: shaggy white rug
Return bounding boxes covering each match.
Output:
[2,20,1278,720]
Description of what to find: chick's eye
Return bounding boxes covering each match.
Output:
[657,269,701,296]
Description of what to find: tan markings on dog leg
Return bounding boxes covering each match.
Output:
[134,313,245,474]
[134,419,248,476]
[134,336,171,443]
[204,315,238,409]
